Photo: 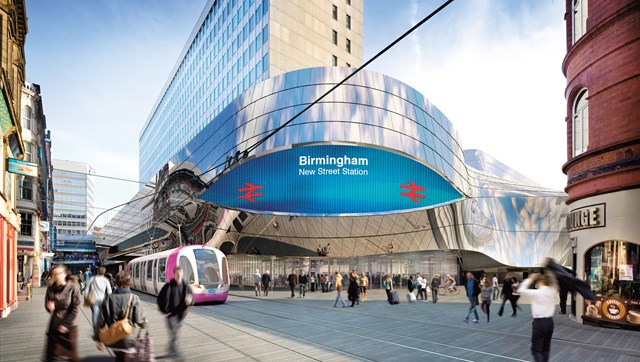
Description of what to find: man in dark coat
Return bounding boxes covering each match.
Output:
[287,270,297,298]
[158,267,194,359]
[463,272,481,323]
[498,275,517,317]
[261,270,271,296]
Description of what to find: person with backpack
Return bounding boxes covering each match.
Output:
[157,267,194,359]
[84,266,112,327]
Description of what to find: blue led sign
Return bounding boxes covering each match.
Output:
[202,145,464,215]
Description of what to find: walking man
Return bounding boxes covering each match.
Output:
[298,271,307,298]
[492,274,500,300]
[253,269,261,296]
[158,267,194,360]
[463,272,481,323]
[288,270,297,298]
[431,273,441,303]
[261,270,271,296]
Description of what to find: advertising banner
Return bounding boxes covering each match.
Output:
[203,144,464,215]
[584,296,640,329]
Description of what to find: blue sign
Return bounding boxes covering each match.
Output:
[202,145,464,215]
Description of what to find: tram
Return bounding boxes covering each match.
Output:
[127,245,230,304]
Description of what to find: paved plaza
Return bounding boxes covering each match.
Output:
[1,286,639,361]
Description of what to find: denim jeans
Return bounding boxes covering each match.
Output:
[465,297,480,321]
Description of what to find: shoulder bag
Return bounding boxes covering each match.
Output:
[83,278,97,306]
[99,294,134,346]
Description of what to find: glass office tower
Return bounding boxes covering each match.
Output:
[139,0,363,183]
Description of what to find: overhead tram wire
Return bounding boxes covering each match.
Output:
[52,167,153,187]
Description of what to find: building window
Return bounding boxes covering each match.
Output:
[332,5,337,20]
[332,55,338,66]
[332,30,337,45]
[346,14,351,29]
[24,142,34,162]
[346,62,351,67]
[19,212,33,236]
[573,89,589,156]
[19,177,33,200]
[346,38,351,53]
[346,0,350,5]
[572,0,588,44]
[22,105,32,130]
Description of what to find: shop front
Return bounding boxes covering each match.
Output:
[572,189,640,330]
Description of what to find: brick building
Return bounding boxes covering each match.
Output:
[562,0,639,329]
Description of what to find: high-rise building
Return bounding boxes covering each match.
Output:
[0,0,28,318]
[562,0,639,329]
[17,82,53,291]
[139,0,363,183]
[51,159,97,274]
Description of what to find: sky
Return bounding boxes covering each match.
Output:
[24,0,568,226]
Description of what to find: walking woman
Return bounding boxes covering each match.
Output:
[347,272,360,307]
[359,272,368,301]
[333,271,347,307]
[43,264,82,362]
[517,272,557,362]
[94,271,147,361]
[480,278,493,322]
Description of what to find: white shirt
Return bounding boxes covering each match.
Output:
[492,276,499,288]
[517,278,557,318]
[88,275,112,302]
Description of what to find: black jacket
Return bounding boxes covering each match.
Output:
[158,279,194,319]
[95,290,145,348]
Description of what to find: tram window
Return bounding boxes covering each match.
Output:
[132,263,137,278]
[222,256,229,285]
[147,261,153,280]
[158,258,167,282]
[179,256,195,284]
[194,248,220,287]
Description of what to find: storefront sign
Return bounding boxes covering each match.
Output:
[7,158,38,177]
[619,265,633,281]
[203,144,464,215]
[585,297,640,327]
[567,203,605,232]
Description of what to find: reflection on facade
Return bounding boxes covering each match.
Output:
[107,68,569,275]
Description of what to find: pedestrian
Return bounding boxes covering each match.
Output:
[480,278,493,322]
[84,266,112,327]
[463,272,481,323]
[288,270,297,298]
[359,272,368,301]
[94,271,146,361]
[517,272,558,362]
[383,274,393,304]
[309,274,316,292]
[431,273,441,303]
[298,271,307,298]
[17,272,24,290]
[497,275,517,317]
[347,271,360,307]
[415,273,425,301]
[43,264,81,362]
[253,269,261,296]
[511,277,522,315]
[157,266,194,359]
[261,270,271,296]
[492,273,500,300]
[333,271,347,308]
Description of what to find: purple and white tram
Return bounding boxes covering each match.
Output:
[127,245,229,304]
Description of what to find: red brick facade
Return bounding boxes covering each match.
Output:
[562,1,640,204]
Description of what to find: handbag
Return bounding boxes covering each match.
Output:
[83,279,97,306]
[136,327,156,362]
[99,294,134,346]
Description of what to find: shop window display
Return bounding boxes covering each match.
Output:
[584,240,640,329]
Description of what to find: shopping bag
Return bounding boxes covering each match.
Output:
[136,328,156,362]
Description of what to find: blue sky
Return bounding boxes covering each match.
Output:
[25,0,567,225]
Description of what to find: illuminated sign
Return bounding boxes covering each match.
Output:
[203,144,464,215]
[7,158,38,177]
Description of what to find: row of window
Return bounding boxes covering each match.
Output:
[53,220,87,227]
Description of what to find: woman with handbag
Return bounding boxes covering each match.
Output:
[43,264,82,362]
[85,266,112,327]
[94,271,147,361]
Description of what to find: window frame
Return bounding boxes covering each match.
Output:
[19,212,33,236]
[346,38,351,53]
[332,5,337,20]
[332,29,337,45]
[572,88,589,156]
[572,0,588,44]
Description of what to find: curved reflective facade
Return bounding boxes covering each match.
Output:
[151,67,569,268]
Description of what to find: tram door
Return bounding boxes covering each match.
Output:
[152,259,158,294]
[141,261,148,292]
